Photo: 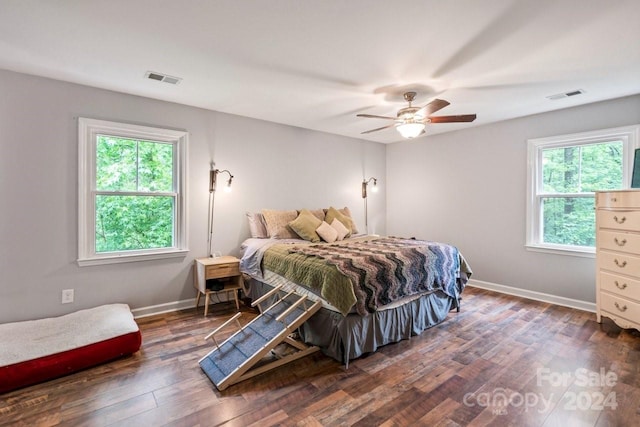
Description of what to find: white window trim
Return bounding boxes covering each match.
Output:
[526,125,640,257]
[78,118,189,266]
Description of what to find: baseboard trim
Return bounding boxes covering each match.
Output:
[467,279,596,313]
[131,298,197,319]
[131,280,596,319]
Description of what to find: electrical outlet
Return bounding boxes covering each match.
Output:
[61,289,74,304]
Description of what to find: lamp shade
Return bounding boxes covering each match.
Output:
[397,122,425,139]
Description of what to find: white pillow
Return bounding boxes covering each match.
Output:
[331,218,349,241]
[246,212,268,238]
[316,221,338,243]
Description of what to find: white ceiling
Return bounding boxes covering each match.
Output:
[1,0,639,143]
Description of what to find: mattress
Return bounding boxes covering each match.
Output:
[241,235,471,316]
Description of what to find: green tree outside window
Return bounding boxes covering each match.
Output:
[541,141,622,247]
[95,135,175,253]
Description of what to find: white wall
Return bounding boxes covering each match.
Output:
[0,70,385,323]
[3,67,635,323]
[387,94,640,304]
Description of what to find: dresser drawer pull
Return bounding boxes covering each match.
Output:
[614,281,628,290]
[613,215,626,224]
[614,302,628,312]
[614,259,627,268]
[614,237,627,246]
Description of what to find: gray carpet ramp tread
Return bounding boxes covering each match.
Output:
[199,301,308,388]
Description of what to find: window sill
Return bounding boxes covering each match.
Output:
[525,244,595,258]
[77,249,189,267]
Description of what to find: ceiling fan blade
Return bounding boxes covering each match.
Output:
[361,123,397,134]
[429,114,477,123]
[356,113,398,120]
[415,99,450,118]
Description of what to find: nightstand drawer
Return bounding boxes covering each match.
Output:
[206,263,240,279]
[598,230,640,254]
[599,271,640,301]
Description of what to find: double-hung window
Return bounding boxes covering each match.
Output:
[526,125,640,256]
[78,118,188,266]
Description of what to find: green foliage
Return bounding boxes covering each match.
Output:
[542,142,622,193]
[95,135,175,253]
[96,136,173,192]
[542,197,595,246]
[541,141,622,247]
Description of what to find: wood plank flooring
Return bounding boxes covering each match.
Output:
[1,287,639,426]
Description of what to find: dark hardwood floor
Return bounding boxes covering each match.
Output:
[1,287,639,426]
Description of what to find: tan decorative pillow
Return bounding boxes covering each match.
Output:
[324,206,352,237]
[339,206,359,234]
[289,209,322,242]
[246,212,268,238]
[261,209,299,239]
[330,218,349,241]
[316,221,338,243]
[308,209,326,222]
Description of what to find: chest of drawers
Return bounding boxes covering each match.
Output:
[596,190,640,331]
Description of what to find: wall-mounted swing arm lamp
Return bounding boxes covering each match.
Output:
[362,177,378,199]
[207,166,235,257]
[209,168,234,193]
[362,177,378,232]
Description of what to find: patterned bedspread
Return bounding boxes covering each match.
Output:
[262,236,471,316]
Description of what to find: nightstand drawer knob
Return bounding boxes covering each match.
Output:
[614,281,628,290]
[614,302,628,312]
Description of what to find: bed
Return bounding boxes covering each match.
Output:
[240,208,471,365]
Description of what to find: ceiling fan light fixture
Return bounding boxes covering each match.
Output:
[397,121,425,139]
[358,93,474,137]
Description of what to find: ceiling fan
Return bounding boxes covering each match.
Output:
[357,91,477,139]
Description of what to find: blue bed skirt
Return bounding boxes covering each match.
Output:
[248,279,455,366]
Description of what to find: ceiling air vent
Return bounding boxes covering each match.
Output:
[546,89,585,100]
[145,71,182,85]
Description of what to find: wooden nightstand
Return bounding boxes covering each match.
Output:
[194,256,242,317]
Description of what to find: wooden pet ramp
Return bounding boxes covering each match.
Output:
[199,285,322,390]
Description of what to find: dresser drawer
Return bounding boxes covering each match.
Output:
[597,191,640,209]
[600,292,640,324]
[206,263,240,279]
[598,251,640,277]
[596,210,640,231]
[599,271,640,301]
[597,230,640,254]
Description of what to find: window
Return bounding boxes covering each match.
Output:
[526,125,640,257]
[78,118,188,266]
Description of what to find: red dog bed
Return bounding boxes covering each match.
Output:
[0,304,141,394]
